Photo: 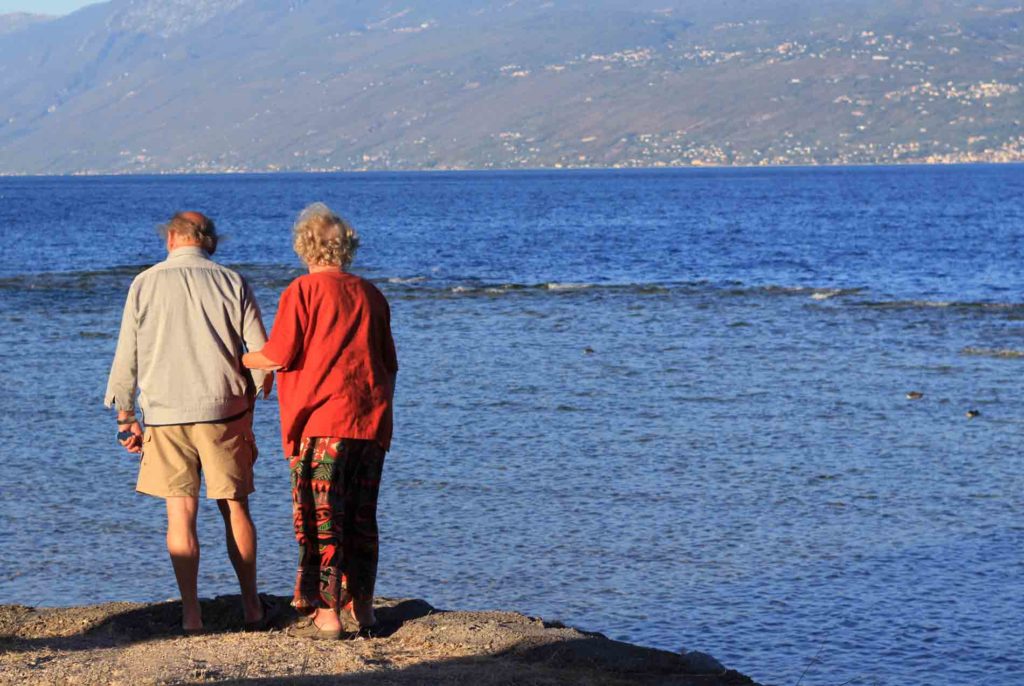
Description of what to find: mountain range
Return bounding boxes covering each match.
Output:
[0,0,1021,174]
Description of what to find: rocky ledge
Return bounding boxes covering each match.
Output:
[0,596,759,685]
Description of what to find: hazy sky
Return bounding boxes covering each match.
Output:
[0,0,100,14]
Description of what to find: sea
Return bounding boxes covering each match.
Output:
[0,166,1021,686]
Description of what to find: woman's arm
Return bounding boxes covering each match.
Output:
[243,350,283,371]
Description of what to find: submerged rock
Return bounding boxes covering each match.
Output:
[680,650,726,673]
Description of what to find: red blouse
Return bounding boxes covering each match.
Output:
[261,271,397,456]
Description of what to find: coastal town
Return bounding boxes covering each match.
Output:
[0,2,1019,174]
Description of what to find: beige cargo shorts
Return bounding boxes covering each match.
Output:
[136,413,258,500]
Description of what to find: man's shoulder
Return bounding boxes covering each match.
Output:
[146,255,243,280]
[128,262,165,288]
[208,260,246,283]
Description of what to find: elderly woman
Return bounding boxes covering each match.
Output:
[243,203,397,639]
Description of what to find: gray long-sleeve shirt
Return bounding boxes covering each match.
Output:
[104,247,269,425]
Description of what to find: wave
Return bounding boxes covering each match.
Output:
[0,265,149,291]
[960,347,1024,359]
[859,300,1024,312]
[3,265,1021,316]
[719,284,868,300]
[0,262,303,292]
[544,282,593,291]
[810,288,863,301]
[433,281,678,297]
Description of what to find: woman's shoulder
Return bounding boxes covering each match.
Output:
[299,271,387,301]
[341,273,390,308]
[279,273,315,296]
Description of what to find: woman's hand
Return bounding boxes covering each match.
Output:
[243,350,283,371]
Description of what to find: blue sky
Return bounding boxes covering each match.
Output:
[0,0,100,14]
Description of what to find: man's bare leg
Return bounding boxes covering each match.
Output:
[166,496,202,631]
[217,498,263,623]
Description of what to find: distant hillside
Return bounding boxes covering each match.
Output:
[0,0,1020,174]
[0,12,51,36]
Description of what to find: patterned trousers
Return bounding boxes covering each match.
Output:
[289,436,386,610]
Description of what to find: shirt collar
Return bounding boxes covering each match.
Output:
[167,246,210,260]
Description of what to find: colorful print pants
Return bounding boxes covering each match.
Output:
[290,436,386,610]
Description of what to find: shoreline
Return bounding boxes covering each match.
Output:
[0,159,1022,179]
[0,595,758,685]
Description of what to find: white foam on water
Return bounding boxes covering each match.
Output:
[544,282,593,291]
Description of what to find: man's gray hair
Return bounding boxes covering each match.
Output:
[158,212,218,254]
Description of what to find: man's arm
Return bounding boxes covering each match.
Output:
[105,285,143,453]
[241,279,273,398]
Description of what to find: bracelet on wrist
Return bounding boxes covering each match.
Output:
[117,416,138,425]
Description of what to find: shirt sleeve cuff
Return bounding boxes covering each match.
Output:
[104,392,135,412]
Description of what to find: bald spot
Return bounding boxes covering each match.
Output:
[178,211,209,226]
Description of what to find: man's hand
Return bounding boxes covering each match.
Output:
[117,412,144,454]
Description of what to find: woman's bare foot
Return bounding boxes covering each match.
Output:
[341,596,376,628]
[353,597,376,627]
[313,607,342,632]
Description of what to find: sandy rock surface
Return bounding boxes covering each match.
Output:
[0,596,758,685]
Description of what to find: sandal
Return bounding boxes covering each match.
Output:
[287,615,342,640]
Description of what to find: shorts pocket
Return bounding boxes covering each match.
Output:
[245,432,258,465]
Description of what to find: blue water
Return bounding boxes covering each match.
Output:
[0,166,1022,685]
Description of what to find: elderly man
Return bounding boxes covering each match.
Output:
[105,211,273,633]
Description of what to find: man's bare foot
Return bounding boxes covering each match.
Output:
[182,603,203,632]
[242,595,264,625]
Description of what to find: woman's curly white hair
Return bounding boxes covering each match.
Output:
[292,202,359,268]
